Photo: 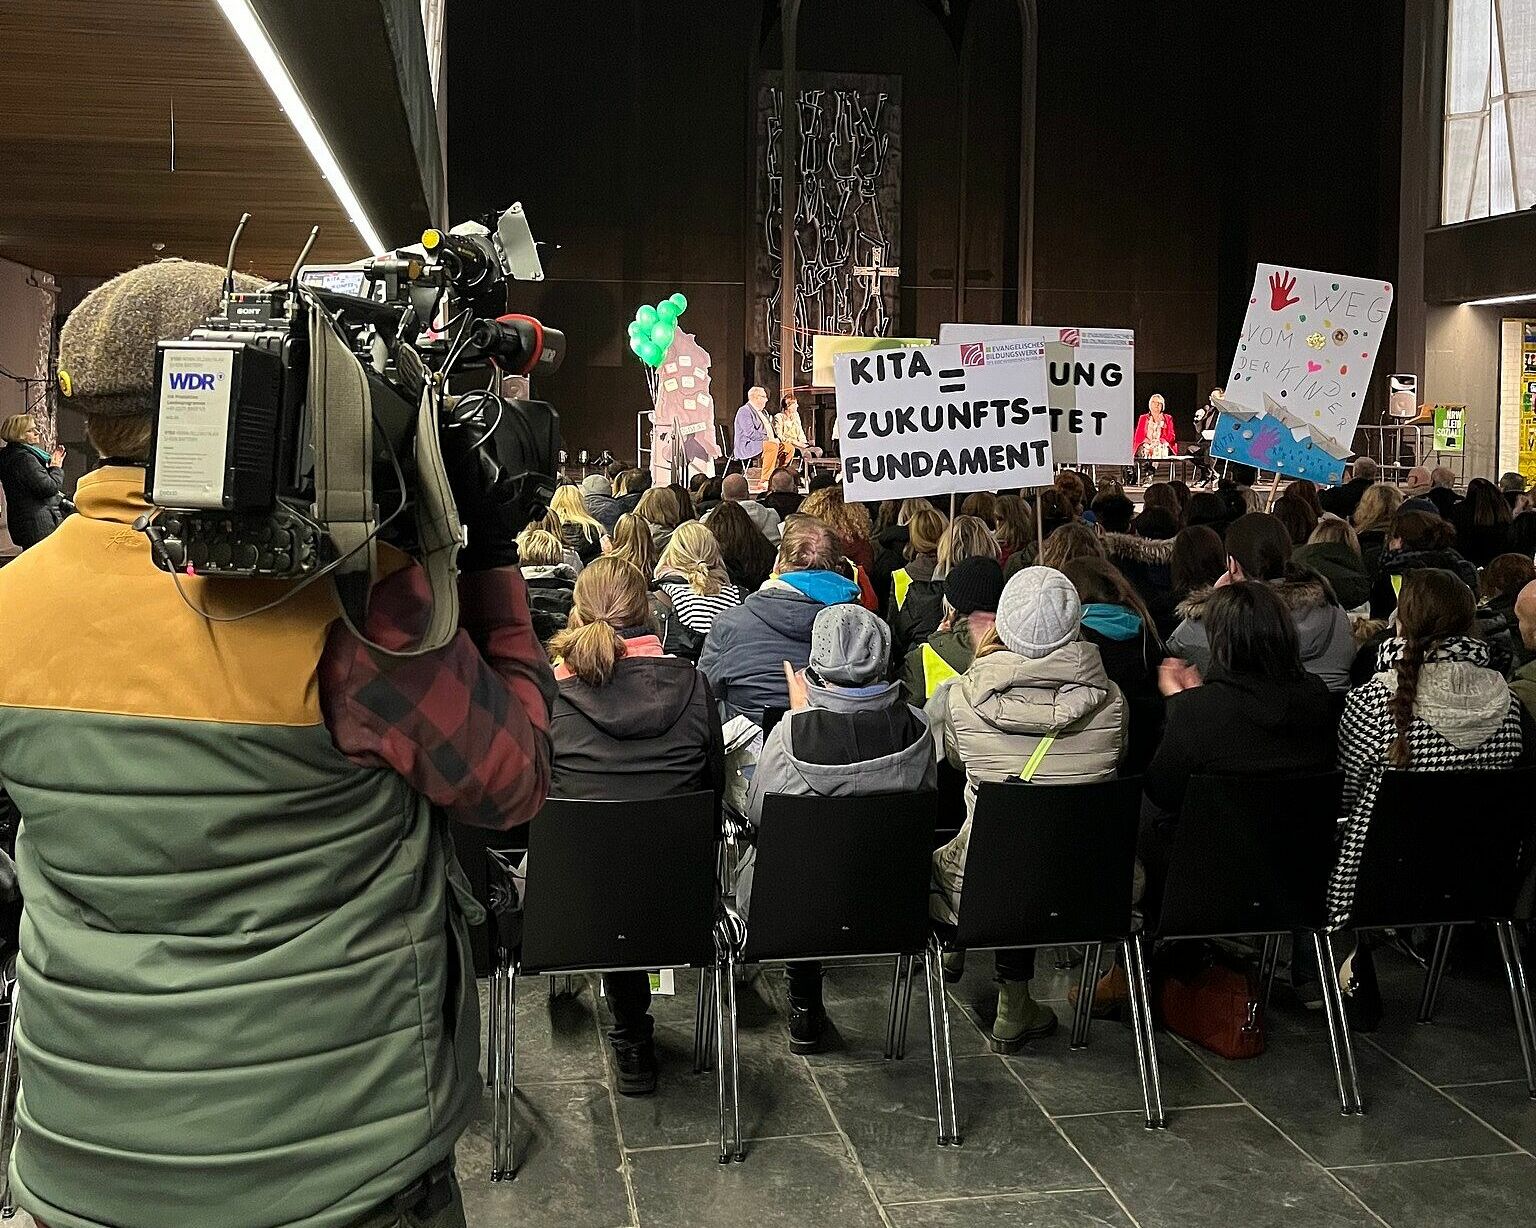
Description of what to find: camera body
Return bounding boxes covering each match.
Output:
[143,207,564,582]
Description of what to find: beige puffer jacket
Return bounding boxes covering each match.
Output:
[929,642,1126,923]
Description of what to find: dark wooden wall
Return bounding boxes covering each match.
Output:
[448,0,1402,457]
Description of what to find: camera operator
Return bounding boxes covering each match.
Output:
[0,259,555,1228]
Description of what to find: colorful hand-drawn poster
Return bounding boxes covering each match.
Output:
[1213,265,1393,484]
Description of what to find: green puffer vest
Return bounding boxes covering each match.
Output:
[0,469,481,1228]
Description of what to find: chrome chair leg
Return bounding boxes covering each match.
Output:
[922,942,961,1146]
[1315,931,1363,1115]
[1418,926,1455,1023]
[0,972,19,1218]
[714,960,729,1162]
[693,969,714,1074]
[486,962,501,1089]
[884,956,903,1059]
[1071,943,1099,1050]
[725,948,743,1162]
[896,955,916,1060]
[1495,921,1536,1099]
[1257,935,1281,1011]
[1124,934,1166,1129]
[491,964,519,1180]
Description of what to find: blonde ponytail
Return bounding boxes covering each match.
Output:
[549,619,627,686]
[656,520,728,596]
[549,556,653,686]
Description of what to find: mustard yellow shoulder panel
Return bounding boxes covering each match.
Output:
[0,470,341,726]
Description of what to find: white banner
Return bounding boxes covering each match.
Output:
[833,340,1053,502]
[940,323,1135,465]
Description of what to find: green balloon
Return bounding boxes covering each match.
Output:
[627,320,648,341]
[638,340,665,366]
[636,305,659,328]
[669,292,688,313]
[650,320,676,348]
[656,300,680,322]
[628,335,648,356]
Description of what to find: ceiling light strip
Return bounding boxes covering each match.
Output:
[213,0,386,256]
[1463,292,1536,306]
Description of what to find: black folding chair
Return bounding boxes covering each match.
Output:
[711,791,955,1149]
[936,778,1155,1126]
[1345,767,1536,1103]
[1150,772,1352,1116]
[485,792,725,1178]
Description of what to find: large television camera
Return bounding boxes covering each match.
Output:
[142,205,564,647]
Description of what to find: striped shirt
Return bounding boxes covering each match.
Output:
[658,581,743,634]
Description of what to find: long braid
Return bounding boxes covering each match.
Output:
[1388,635,1426,768]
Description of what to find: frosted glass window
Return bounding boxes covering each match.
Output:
[1443,0,1536,222]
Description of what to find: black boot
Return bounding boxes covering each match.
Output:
[786,961,826,1054]
[612,1038,658,1097]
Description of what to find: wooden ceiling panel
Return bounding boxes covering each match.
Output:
[0,0,367,277]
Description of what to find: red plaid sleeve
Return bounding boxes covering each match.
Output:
[318,562,556,830]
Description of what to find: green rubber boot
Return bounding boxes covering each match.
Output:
[990,981,1057,1054]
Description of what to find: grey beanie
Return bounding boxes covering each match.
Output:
[581,474,612,496]
[808,604,890,686]
[995,566,1081,658]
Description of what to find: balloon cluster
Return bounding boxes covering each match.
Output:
[626,292,689,368]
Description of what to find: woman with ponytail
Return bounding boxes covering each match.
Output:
[1328,568,1532,1023]
[546,557,725,1095]
[654,520,742,637]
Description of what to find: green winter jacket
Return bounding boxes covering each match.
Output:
[0,469,482,1228]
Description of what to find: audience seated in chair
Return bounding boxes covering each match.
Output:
[516,528,578,646]
[929,566,1126,1052]
[698,516,862,725]
[737,604,937,1053]
[892,514,1000,665]
[1328,568,1535,1027]
[547,557,725,1095]
[1169,513,1355,691]
[898,557,1004,706]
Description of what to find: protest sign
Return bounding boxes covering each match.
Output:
[1432,404,1465,453]
[940,324,1135,465]
[833,339,1053,502]
[1214,265,1393,485]
[811,334,931,388]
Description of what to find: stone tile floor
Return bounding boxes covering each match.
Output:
[11,940,1536,1227]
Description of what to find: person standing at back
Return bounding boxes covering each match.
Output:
[0,414,66,549]
[930,568,1125,1051]
[546,558,723,1095]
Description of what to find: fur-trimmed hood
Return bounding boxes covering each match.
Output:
[1102,532,1176,566]
[1175,573,1336,622]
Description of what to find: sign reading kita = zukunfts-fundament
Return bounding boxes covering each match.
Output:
[834,340,1053,502]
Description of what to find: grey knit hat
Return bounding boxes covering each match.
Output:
[808,604,890,686]
[581,474,613,496]
[995,566,1081,658]
[58,259,263,418]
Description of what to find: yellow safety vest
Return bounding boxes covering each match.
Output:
[920,643,961,697]
[892,568,913,610]
[1391,573,1403,598]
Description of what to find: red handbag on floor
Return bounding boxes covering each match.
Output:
[1158,962,1266,1059]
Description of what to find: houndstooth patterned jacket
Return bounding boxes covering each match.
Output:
[1328,636,1526,930]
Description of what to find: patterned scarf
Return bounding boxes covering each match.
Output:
[1375,633,1489,673]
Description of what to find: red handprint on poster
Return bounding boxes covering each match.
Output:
[1268,270,1300,312]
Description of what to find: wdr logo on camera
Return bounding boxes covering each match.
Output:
[168,372,218,392]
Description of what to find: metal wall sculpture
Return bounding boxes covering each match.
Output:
[754,72,902,384]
